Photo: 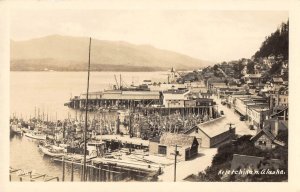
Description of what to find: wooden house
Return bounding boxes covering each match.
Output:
[149,133,199,161]
[251,128,285,150]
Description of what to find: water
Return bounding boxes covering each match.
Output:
[10,71,168,181]
[10,71,168,119]
[10,134,82,181]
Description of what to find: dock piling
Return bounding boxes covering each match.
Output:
[62,157,65,182]
[71,161,74,182]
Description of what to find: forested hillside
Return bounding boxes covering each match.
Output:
[254,21,289,60]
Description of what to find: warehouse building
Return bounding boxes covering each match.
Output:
[185,116,235,148]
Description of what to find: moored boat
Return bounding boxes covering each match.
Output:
[10,124,23,134]
[39,145,65,157]
[25,131,47,140]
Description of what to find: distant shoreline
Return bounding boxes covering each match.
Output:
[10,68,192,72]
[10,70,176,72]
[9,70,179,72]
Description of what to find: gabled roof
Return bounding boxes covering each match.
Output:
[251,127,273,141]
[159,133,198,147]
[197,116,235,138]
[250,128,285,147]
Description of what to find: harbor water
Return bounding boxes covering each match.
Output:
[10,71,168,180]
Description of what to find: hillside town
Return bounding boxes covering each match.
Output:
[10,18,288,182]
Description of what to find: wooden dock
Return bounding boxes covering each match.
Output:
[10,167,59,182]
[52,155,161,182]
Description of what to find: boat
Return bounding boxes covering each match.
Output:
[10,123,23,134]
[39,145,65,157]
[25,131,47,140]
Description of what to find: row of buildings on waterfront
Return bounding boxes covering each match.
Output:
[202,55,288,151]
[61,57,288,164]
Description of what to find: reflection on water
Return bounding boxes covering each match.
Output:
[10,71,167,181]
[10,71,168,119]
[10,134,82,181]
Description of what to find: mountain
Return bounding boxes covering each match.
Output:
[11,35,211,71]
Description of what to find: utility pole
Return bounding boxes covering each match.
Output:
[83,37,92,181]
[171,144,181,182]
[174,144,177,182]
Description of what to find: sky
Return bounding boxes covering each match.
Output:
[10,10,288,62]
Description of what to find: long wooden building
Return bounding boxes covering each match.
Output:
[68,90,161,109]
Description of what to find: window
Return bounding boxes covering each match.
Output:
[158,145,167,155]
[258,140,267,146]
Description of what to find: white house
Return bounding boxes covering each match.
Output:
[162,89,190,108]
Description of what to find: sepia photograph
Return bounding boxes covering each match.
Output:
[8,8,290,183]
[1,1,300,191]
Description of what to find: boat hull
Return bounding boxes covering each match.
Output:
[25,133,46,140]
[39,146,64,157]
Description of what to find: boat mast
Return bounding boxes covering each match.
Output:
[83,37,92,181]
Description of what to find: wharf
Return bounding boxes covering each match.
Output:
[95,135,150,147]
[52,154,161,181]
[91,157,161,172]
[10,167,59,182]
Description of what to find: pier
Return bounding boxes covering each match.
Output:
[53,155,160,182]
[10,167,59,182]
[67,90,161,111]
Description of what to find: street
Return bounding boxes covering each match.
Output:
[212,95,256,136]
[158,148,217,181]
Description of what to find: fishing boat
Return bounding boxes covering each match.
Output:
[25,131,47,140]
[10,123,23,135]
[39,145,65,157]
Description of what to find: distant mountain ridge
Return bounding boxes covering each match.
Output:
[11,35,211,71]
